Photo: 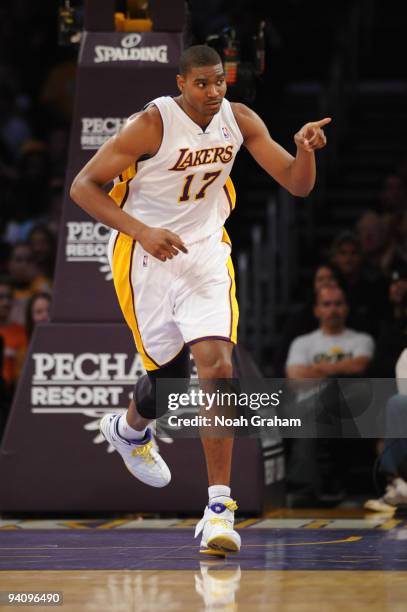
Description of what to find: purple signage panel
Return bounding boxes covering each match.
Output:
[0,325,283,513]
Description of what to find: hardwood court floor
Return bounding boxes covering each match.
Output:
[3,569,407,611]
[1,509,406,611]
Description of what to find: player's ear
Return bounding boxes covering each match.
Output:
[176,74,185,93]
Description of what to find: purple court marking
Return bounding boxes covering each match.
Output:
[0,529,406,571]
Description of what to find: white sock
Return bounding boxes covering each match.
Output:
[117,414,147,442]
[208,485,231,500]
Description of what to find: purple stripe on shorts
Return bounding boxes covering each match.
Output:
[187,336,233,346]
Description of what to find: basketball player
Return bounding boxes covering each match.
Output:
[70,45,330,554]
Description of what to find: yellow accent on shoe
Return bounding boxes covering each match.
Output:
[208,519,231,529]
[131,441,155,464]
[224,500,238,512]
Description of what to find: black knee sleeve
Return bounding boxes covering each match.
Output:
[133,345,191,419]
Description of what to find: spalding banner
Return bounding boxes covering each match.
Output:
[51,32,183,323]
[80,32,178,67]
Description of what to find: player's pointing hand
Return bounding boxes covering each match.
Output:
[294,117,332,153]
[138,226,188,262]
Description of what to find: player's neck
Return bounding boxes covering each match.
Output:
[174,96,212,131]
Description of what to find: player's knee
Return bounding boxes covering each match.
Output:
[202,357,233,380]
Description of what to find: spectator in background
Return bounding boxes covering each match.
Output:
[286,285,374,383]
[27,224,56,286]
[285,285,374,506]
[330,230,388,337]
[47,178,64,235]
[363,266,407,512]
[274,262,339,376]
[365,348,407,513]
[46,125,69,181]
[3,141,51,244]
[378,173,407,217]
[0,335,8,441]
[7,242,51,325]
[387,264,407,322]
[0,277,27,400]
[356,210,397,277]
[383,210,407,276]
[18,140,50,216]
[40,54,76,126]
[368,266,407,378]
[0,243,10,276]
[25,292,51,340]
[0,65,32,163]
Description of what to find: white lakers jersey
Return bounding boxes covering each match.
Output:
[110,96,244,245]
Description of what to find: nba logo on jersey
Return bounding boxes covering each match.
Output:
[222,126,231,140]
[143,255,148,267]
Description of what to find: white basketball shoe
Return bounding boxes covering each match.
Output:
[364,479,403,512]
[195,497,241,553]
[100,413,171,488]
[383,477,407,508]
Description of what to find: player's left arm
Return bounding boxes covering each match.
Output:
[233,103,331,197]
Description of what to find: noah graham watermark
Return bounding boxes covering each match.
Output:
[165,389,302,429]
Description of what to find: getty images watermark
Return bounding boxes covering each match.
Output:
[155,377,407,439]
[165,387,302,430]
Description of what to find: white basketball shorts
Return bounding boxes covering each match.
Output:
[108,227,239,371]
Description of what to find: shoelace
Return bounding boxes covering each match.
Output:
[131,441,155,464]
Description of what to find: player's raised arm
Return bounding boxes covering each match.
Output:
[233,103,331,197]
[70,107,187,259]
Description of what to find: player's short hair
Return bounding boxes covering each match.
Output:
[179,45,222,76]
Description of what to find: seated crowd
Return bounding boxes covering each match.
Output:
[274,166,407,509]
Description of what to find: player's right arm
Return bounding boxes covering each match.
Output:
[70,107,187,260]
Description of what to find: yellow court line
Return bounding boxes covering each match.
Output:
[245,536,363,547]
[0,525,19,530]
[290,558,379,564]
[0,536,362,553]
[304,520,332,529]
[97,519,130,529]
[263,509,287,518]
[174,519,198,528]
[61,522,89,529]
[378,519,404,530]
[235,519,260,529]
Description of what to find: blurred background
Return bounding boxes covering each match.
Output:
[1,0,406,510]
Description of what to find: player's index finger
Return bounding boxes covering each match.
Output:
[314,117,332,128]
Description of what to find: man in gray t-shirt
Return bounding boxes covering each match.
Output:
[286,286,374,379]
[284,285,375,505]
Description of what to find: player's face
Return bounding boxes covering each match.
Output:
[177,64,226,118]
